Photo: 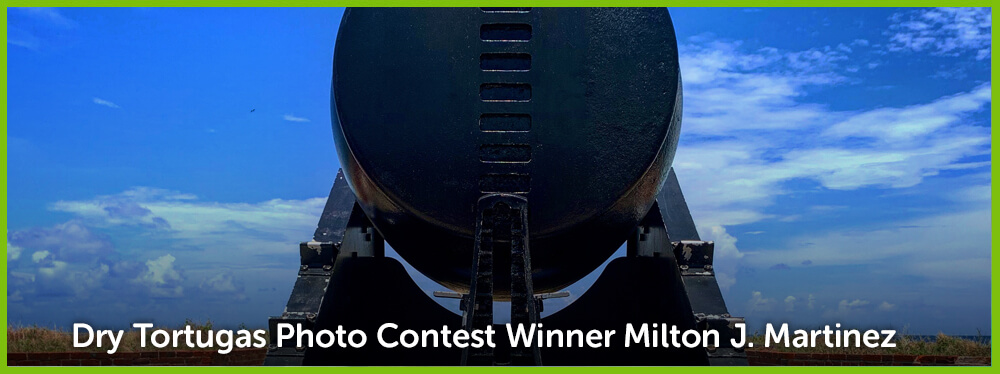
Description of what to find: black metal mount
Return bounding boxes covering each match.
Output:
[264,168,747,366]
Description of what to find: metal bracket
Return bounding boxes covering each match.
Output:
[461,194,541,366]
[695,314,747,361]
[265,170,386,366]
[264,242,338,365]
[673,240,715,276]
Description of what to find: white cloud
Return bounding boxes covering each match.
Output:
[283,114,310,122]
[838,299,870,312]
[674,36,990,292]
[678,40,845,136]
[823,84,991,144]
[10,188,325,308]
[51,188,326,261]
[7,240,23,262]
[199,272,247,301]
[743,207,990,282]
[748,291,775,312]
[822,298,874,319]
[701,226,743,290]
[9,220,115,262]
[807,294,816,310]
[7,27,41,50]
[877,301,897,312]
[135,254,184,298]
[32,250,51,263]
[17,8,77,28]
[888,7,992,60]
[92,97,120,109]
[784,296,797,311]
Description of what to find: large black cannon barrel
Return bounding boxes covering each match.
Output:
[331,8,682,294]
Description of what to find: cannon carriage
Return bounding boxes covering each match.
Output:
[265,8,746,366]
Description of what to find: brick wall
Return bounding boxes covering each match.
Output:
[8,348,267,366]
[747,351,991,366]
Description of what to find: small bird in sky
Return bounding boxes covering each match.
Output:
[250,109,255,113]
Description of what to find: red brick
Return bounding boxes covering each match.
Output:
[139,352,159,359]
[191,357,212,365]
[893,354,917,362]
[862,354,881,362]
[155,357,188,365]
[134,358,152,365]
[17,360,42,366]
[8,353,28,361]
[79,359,101,366]
[28,352,59,361]
[160,351,177,358]
[68,352,93,359]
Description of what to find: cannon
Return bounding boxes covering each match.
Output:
[266,8,745,366]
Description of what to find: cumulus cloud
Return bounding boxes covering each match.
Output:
[887,7,992,60]
[283,114,310,122]
[9,187,324,323]
[7,240,23,262]
[8,221,114,262]
[134,254,184,298]
[701,226,743,290]
[199,272,247,301]
[820,298,875,320]
[877,301,897,312]
[784,296,797,311]
[838,299,871,312]
[748,291,775,312]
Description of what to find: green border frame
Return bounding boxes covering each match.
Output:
[2,2,996,370]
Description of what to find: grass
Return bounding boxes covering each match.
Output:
[8,320,267,353]
[747,332,991,356]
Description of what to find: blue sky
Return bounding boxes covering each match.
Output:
[6,7,991,335]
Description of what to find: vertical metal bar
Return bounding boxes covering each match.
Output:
[462,196,497,365]
[506,196,541,366]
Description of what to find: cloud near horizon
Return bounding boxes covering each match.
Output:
[672,21,990,331]
[8,188,327,326]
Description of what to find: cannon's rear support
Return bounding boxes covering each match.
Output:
[462,195,541,365]
[264,168,746,366]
